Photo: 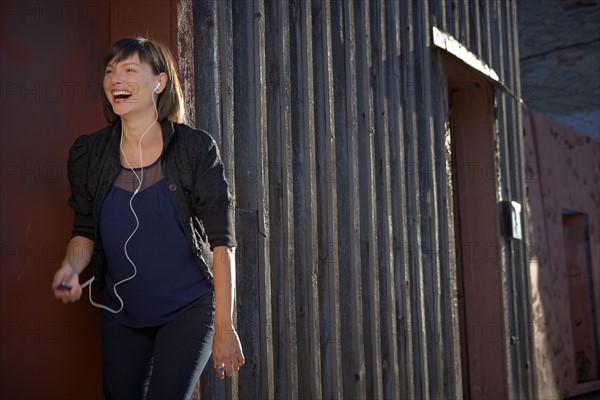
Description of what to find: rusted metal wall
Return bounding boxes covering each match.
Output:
[0,1,109,398]
[180,0,535,398]
[523,106,600,399]
[0,1,180,398]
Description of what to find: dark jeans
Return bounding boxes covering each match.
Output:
[101,292,215,400]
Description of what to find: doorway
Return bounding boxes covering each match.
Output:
[447,57,508,399]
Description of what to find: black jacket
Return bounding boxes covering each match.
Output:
[67,119,236,294]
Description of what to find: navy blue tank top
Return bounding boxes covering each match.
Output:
[99,157,213,327]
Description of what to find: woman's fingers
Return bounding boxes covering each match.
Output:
[55,286,80,302]
[215,362,226,379]
[237,348,245,366]
[213,340,244,379]
[53,276,81,302]
[52,264,82,303]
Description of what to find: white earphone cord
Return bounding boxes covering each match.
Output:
[83,82,160,314]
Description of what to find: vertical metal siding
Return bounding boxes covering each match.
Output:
[178,0,536,398]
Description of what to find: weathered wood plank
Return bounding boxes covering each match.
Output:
[460,0,469,49]
[263,0,285,397]
[193,2,226,398]
[251,0,275,398]
[217,1,240,398]
[193,0,221,141]
[385,1,416,398]
[502,0,522,394]
[288,2,309,397]
[480,0,492,64]
[311,0,343,398]
[277,0,300,396]
[415,1,445,397]
[372,0,400,397]
[489,4,518,400]
[329,1,353,396]
[299,0,322,397]
[263,0,299,398]
[231,209,261,400]
[353,0,383,397]
[289,0,322,397]
[228,1,265,398]
[339,1,367,397]
[219,0,235,190]
[470,0,482,57]
[507,1,538,398]
[176,0,196,125]
[402,1,429,397]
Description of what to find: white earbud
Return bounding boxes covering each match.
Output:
[154,82,160,92]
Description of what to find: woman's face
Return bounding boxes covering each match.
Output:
[103,53,160,119]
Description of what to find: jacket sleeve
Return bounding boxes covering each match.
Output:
[67,135,94,240]
[191,131,237,249]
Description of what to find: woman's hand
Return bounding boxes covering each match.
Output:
[52,263,82,303]
[52,236,92,303]
[212,319,245,379]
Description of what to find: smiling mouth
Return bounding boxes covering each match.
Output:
[112,90,133,101]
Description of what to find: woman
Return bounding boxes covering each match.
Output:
[52,37,244,399]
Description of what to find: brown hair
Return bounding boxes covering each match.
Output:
[101,37,185,124]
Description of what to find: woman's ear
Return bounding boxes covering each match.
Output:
[156,72,168,94]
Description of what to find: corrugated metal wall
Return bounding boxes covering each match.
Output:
[176,0,534,398]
